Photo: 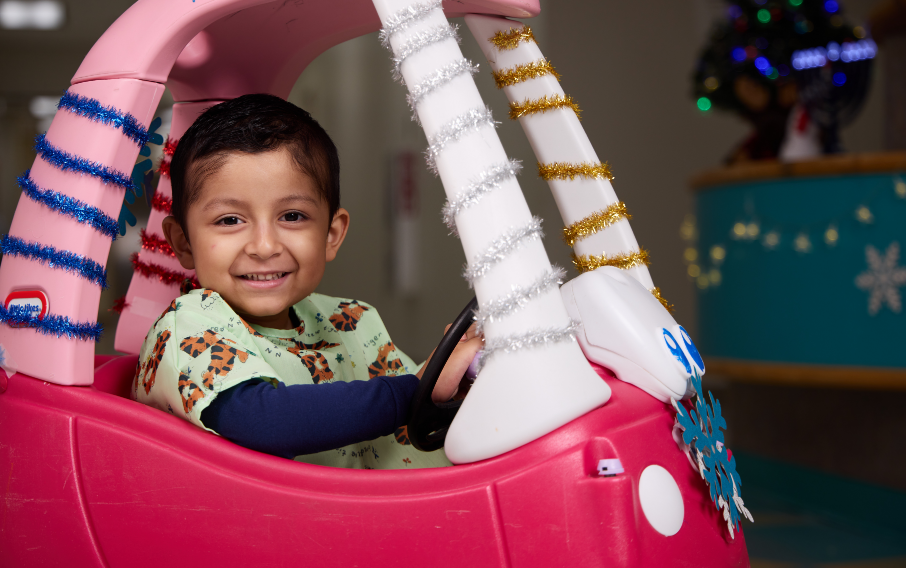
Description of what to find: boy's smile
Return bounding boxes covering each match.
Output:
[163,148,349,329]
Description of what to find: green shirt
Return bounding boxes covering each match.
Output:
[133,288,451,469]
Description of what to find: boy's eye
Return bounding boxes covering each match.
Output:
[217,216,242,226]
[281,212,307,222]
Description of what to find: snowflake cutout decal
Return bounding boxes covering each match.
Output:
[855,241,906,315]
[118,116,164,236]
[0,343,16,375]
[672,370,753,538]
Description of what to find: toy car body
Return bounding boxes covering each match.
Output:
[0,359,747,567]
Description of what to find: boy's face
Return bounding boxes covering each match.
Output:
[163,148,348,329]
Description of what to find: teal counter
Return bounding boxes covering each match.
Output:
[691,154,906,385]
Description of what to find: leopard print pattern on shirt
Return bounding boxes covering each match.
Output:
[286,339,336,384]
[178,370,205,413]
[299,352,335,384]
[179,330,252,385]
[394,425,411,446]
[367,341,405,379]
[329,300,370,332]
[136,329,171,395]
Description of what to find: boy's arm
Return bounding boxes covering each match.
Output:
[200,375,419,458]
[200,331,483,458]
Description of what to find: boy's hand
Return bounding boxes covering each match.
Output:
[417,323,483,403]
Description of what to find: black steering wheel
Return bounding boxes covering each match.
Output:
[406,297,478,452]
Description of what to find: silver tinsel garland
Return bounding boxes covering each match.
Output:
[377,2,573,372]
[392,24,461,83]
[425,106,497,173]
[475,321,581,372]
[474,266,566,332]
[379,0,442,48]
[408,58,480,121]
[442,159,522,232]
[463,217,543,285]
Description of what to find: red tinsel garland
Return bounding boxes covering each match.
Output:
[163,136,178,156]
[158,137,178,178]
[151,193,172,214]
[140,228,175,257]
[130,252,198,288]
[109,296,129,313]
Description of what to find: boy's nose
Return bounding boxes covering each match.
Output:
[246,224,283,259]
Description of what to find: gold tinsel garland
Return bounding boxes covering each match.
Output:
[492,59,560,88]
[509,94,581,120]
[650,287,675,313]
[538,161,613,181]
[571,248,650,273]
[489,26,536,50]
[562,202,630,246]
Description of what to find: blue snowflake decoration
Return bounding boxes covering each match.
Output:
[118,116,164,236]
[672,369,753,538]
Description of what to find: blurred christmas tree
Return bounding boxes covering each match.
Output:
[693,0,873,163]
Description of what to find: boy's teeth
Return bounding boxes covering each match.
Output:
[244,273,284,281]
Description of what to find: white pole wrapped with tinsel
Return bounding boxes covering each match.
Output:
[464,15,658,296]
[373,0,611,465]
[465,15,701,403]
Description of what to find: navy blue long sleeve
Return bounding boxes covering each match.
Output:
[200,375,419,459]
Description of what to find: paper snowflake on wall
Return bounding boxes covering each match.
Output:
[672,370,753,538]
[855,241,906,315]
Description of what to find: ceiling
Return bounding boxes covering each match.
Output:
[0,1,136,97]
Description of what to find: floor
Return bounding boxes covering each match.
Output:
[737,452,906,567]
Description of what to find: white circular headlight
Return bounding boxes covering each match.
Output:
[638,465,684,536]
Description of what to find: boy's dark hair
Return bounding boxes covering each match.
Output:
[169,94,340,231]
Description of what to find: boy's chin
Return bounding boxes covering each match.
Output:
[239,303,290,318]
[230,297,293,319]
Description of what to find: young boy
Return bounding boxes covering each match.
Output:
[133,94,481,469]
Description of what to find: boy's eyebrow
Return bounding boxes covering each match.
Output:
[203,197,247,210]
[202,193,319,211]
[276,194,320,206]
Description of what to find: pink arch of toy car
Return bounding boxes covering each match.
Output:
[0,1,749,565]
[0,0,539,385]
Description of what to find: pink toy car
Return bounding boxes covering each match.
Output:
[0,1,749,566]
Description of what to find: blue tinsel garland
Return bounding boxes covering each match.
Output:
[57,91,149,147]
[0,304,102,342]
[1,235,108,289]
[34,133,134,191]
[17,171,119,240]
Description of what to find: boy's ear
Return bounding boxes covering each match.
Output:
[325,207,350,262]
[162,216,196,270]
